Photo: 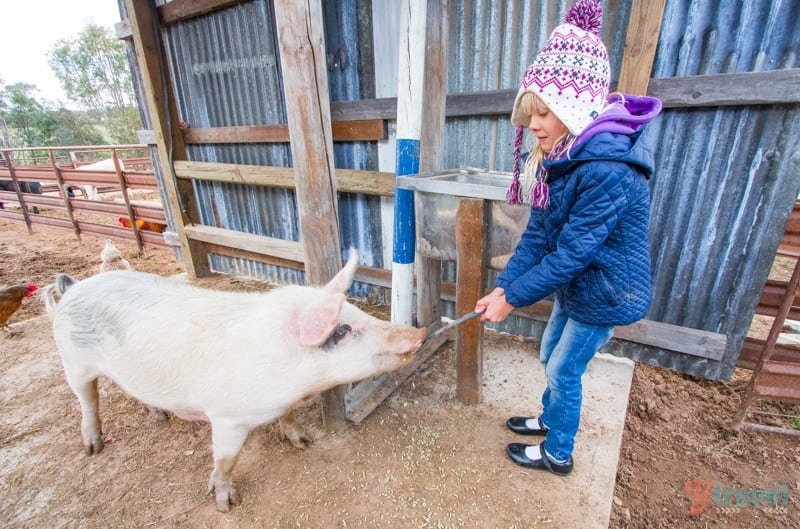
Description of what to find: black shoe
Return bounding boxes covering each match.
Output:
[506,416,548,436]
[506,443,573,476]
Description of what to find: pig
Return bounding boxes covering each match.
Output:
[75,158,125,200]
[43,249,425,512]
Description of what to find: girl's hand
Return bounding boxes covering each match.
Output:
[475,287,515,323]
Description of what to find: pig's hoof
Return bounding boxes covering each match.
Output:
[145,405,169,421]
[279,422,313,449]
[83,436,104,456]
[208,479,240,512]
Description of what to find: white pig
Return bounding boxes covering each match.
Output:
[75,158,125,200]
[44,249,425,512]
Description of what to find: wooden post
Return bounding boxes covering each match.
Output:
[416,0,448,330]
[124,0,209,277]
[392,0,428,326]
[47,150,81,241]
[1,151,33,233]
[616,0,667,95]
[273,0,346,429]
[455,198,487,404]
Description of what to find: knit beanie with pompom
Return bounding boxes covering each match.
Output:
[507,0,610,205]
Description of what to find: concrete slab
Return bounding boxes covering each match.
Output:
[406,330,636,529]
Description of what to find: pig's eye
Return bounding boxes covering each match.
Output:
[321,324,352,351]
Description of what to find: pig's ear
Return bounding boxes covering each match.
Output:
[298,293,346,347]
[324,248,358,294]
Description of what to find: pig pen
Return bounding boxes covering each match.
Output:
[0,217,634,528]
[0,304,631,528]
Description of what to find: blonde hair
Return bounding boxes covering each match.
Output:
[519,91,574,183]
[518,91,627,182]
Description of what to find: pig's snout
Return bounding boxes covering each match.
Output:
[390,326,426,359]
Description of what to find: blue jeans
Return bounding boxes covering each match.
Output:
[538,299,614,463]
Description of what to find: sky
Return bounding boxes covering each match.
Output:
[0,0,122,108]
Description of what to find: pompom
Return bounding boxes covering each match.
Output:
[564,0,602,36]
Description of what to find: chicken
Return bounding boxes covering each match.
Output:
[117,217,166,233]
[0,284,38,335]
[99,239,132,273]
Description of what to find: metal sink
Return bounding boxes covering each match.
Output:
[396,167,514,201]
[396,168,530,267]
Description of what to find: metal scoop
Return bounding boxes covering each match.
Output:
[425,310,484,342]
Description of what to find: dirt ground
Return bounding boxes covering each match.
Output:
[1,217,798,529]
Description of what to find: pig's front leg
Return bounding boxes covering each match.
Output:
[207,421,251,512]
[278,409,313,449]
[65,373,104,455]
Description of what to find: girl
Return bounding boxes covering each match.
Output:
[475,0,662,475]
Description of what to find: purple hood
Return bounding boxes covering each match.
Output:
[574,94,662,148]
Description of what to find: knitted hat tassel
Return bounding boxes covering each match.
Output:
[506,126,524,205]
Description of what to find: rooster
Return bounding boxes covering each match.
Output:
[118,217,166,233]
[0,283,38,335]
[99,239,132,273]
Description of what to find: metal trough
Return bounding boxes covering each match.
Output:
[396,168,529,268]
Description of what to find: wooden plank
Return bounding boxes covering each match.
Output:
[182,120,385,144]
[328,69,800,123]
[183,224,304,263]
[173,160,395,197]
[512,300,727,361]
[416,0,448,330]
[647,69,800,107]
[345,333,449,424]
[455,198,487,404]
[274,0,346,430]
[617,0,666,95]
[126,0,209,277]
[158,0,242,25]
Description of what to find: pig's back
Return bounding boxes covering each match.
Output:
[52,271,297,419]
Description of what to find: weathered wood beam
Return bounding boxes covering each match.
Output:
[158,0,243,25]
[182,120,386,144]
[172,160,395,197]
[329,69,800,121]
[617,0,667,95]
[648,69,800,108]
[455,198,488,404]
[274,0,346,430]
[125,0,209,277]
[416,0,448,331]
[184,224,304,262]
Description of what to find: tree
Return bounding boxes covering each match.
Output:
[48,23,142,144]
[0,79,105,151]
[0,82,55,148]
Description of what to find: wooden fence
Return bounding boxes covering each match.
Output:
[0,145,168,251]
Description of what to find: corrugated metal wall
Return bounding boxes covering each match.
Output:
[639,0,800,378]
[136,0,800,380]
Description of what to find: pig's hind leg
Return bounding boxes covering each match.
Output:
[279,409,313,449]
[207,420,251,512]
[63,373,104,455]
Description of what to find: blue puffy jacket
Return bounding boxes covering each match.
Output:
[497,98,660,326]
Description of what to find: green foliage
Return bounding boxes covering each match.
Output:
[47,22,142,144]
[48,23,136,113]
[0,82,56,148]
[0,80,106,150]
[0,21,143,149]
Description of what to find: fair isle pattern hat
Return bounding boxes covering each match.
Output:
[506,0,610,205]
[510,0,610,135]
